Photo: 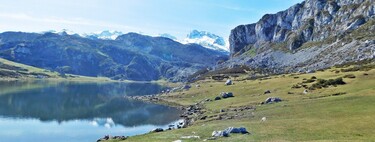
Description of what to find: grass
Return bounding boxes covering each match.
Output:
[0,57,117,82]
[113,63,375,141]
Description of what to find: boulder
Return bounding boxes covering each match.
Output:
[182,84,191,90]
[151,128,164,133]
[303,89,308,94]
[221,92,234,98]
[211,131,229,137]
[264,97,282,104]
[224,127,249,134]
[214,96,221,100]
[225,79,232,85]
[264,90,271,94]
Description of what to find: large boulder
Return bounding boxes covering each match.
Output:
[221,92,234,98]
[224,127,249,134]
[264,97,282,104]
[225,79,232,85]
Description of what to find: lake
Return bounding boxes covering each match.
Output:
[0,80,182,142]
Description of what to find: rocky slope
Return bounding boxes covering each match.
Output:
[223,0,374,73]
[0,32,228,81]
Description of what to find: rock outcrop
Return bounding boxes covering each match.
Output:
[230,0,375,56]
[221,0,374,74]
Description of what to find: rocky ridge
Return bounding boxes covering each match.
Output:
[223,0,374,73]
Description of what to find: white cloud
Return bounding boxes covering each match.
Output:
[0,12,139,33]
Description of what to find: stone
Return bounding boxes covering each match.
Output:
[214,96,221,100]
[151,128,164,133]
[225,79,232,85]
[264,90,271,94]
[221,92,234,98]
[303,89,308,94]
[181,135,200,139]
[224,127,249,134]
[261,117,267,122]
[264,97,282,104]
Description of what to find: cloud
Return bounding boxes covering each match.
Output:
[0,12,139,33]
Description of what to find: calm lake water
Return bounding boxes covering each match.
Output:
[0,80,182,142]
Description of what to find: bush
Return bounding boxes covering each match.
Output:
[311,76,317,79]
[302,79,316,83]
[343,74,356,78]
[310,77,346,90]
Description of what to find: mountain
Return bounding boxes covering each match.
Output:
[220,0,375,74]
[0,32,228,81]
[158,33,177,41]
[82,30,124,40]
[183,30,229,52]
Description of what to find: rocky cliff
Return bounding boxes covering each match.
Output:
[224,0,374,74]
[230,0,374,56]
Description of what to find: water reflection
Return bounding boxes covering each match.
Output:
[0,80,182,138]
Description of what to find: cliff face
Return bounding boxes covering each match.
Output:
[230,0,375,56]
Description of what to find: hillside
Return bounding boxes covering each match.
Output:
[0,32,228,81]
[223,0,374,74]
[0,57,60,79]
[114,60,375,141]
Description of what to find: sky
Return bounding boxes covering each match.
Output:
[0,0,303,40]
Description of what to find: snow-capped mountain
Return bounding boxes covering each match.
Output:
[158,33,177,41]
[182,30,228,52]
[83,30,124,40]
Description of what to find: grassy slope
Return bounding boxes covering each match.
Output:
[0,57,114,82]
[118,65,375,141]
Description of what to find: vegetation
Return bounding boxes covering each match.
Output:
[309,77,346,90]
[111,61,375,141]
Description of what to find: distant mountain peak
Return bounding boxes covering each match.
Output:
[183,30,228,52]
[83,30,124,40]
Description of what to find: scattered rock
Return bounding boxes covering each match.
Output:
[263,97,282,104]
[214,96,221,100]
[303,89,308,94]
[264,90,271,94]
[225,79,232,85]
[172,140,182,142]
[211,131,229,137]
[212,127,250,137]
[97,135,127,142]
[261,117,267,122]
[196,84,201,88]
[200,116,207,120]
[221,92,234,98]
[181,135,200,139]
[151,128,164,133]
[224,127,249,134]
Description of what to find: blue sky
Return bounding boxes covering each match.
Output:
[0,0,303,40]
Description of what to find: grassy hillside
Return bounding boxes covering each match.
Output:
[0,57,60,79]
[0,58,112,82]
[114,62,375,141]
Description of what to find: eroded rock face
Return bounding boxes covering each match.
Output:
[229,0,375,57]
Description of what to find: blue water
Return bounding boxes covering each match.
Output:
[0,80,182,142]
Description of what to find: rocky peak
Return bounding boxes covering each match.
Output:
[229,0,375,57]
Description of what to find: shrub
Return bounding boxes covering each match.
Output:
[343,74,356,78]
[310,77,346,90]
[302,79,316,83]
